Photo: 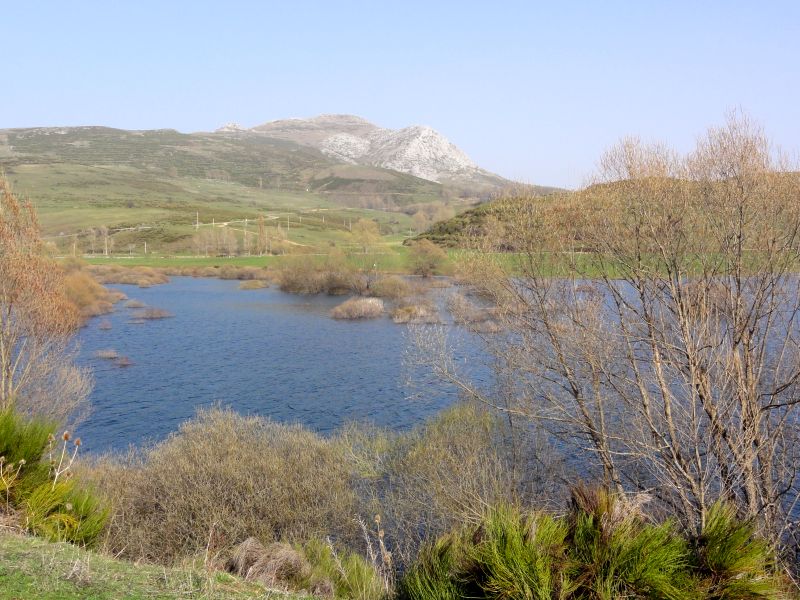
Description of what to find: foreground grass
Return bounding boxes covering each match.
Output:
[0,531,301,600]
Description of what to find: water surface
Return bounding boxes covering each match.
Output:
[77,277,482,452]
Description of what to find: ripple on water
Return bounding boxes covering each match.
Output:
[77,277,490,452]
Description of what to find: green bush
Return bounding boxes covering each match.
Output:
[0,408,107,547]
[694,502,782,599]
[398,489,787,600]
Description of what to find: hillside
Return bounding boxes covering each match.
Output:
[0,531,285,600]
[0,118,559,256]
[408,191,570,247]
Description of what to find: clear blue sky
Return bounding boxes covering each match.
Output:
[3,1,798,188]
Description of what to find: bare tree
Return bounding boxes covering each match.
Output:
[0,177,91,424]
[431,114,800,553]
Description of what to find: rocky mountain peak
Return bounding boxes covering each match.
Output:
[220,114,487,184]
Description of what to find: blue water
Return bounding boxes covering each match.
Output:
[76,277,484,453]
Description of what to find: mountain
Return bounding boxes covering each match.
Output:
[0,117,556,252]
[223,114,507,187]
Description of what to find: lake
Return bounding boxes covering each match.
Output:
[76,277,486,452]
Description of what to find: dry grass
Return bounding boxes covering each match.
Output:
[390,299,439,324]
[228,539,311,590]
[447,292,499,331]
[124,299,146,309]
[88,265,170,287]
[84,408,359,565]
[132,308,173,320]
[239,280,268,290]
[95,349,119,360]
[367,276,412,300]
[331,298,384,320]
[63,270,125,319]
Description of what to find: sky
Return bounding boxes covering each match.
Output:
[2,1,798,188]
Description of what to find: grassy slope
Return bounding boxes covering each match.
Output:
[0,127,463,255]
[0,531,301,600]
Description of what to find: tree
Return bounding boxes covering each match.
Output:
[0,177,91,424]
[427,113,800,550]
[412,210,429,234]
[408,239,446,277]
[257,215,268,256]
[351,218,380,253]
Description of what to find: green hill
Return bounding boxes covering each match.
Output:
[0,127,470,254]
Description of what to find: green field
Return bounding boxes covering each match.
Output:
[0,531,300,600]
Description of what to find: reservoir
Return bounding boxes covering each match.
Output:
[76,277,482,452]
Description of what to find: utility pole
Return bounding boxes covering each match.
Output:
[196,212,199,231]
[144,241,147,255]
[244,218,249,255]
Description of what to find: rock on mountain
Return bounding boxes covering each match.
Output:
[220,114,500,185]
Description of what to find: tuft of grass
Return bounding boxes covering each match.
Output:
[331,297,384,320]
[398,488,789,600]
[132,308,173,320]
[694,502,782,599]
[238,280,268,290]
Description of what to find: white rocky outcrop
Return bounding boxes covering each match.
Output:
[222,114,484,183]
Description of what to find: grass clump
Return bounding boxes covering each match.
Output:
[239,280,268,290]
[367,276,412,300]
[0,409,108,548]
[391,300,438,324]
[398,487,788,600]
[331,297,384,320]
[227,536,386,600]
[133,307,173,319]
[88,264,170,287]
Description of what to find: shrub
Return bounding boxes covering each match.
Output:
[62,270,122,318]
[368,276,412,300]
[86,407,359,564]
[407,239,447,277]
[344,403,535,569]
[331,297,384,320]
